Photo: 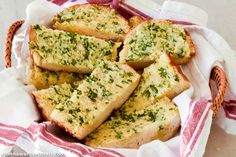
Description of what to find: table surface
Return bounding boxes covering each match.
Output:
[0,0,236,156]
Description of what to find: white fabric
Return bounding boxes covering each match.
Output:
[1,0,236,157]
[15,133,77,156]
[159,0,208,26]
[190,111,213,157]
[125,0,161,18]
[184,26,236,135]
[12,0,62,66]
[0,65,40,127]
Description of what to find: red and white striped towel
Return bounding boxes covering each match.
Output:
[1,0,236,157]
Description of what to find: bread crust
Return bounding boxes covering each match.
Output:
[32,91,54,121]
[128,16,144,28]
[29,26,36,58]
[33,95,52,121]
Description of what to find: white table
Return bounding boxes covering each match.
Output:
[0,0,236,156]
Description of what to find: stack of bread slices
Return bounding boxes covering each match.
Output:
[30,4,195,148]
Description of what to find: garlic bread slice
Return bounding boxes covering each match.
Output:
[32,82,81,120]
[29,25,121,74]
[53,4,130,41]
[85,97,180,148]
[50,61,140,140]
[119,19,195,68]
[120,54,189,112]
[28,64,84,89]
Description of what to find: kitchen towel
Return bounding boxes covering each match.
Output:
[0,0,236,157]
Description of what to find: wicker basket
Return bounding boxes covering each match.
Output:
[4,20,228,116]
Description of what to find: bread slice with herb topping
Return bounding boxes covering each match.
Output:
[29,25,121,74]
[84,54,188,148]
[119,54,189,113]
[85,97,180,148]
[119,19,195,68]
[52,4,130,41]
[50,61,140,140]
[32,82,81,120]
[27,63,84,89]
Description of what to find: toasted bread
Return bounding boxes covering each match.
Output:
[52,4,130,41]
[49,61,140,140]
[85,97,180,148]
[118,54,189,113]
[29,25,121,74]
[32,82,81,120]
[119,19,195,68]
[27,63,84,89]
[85,54,187,148]
[128,16,144,28]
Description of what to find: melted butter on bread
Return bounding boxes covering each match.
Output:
[85,97,180,148]
[84,54,188,148]
[53,4,130,41]
[120,19,195,68]
[28,63,84,89]
[32,81,81,120]
[30,25,121,74]
[49,61,140,139]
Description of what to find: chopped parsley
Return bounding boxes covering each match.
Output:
[158,67,168,78]
[102,88,112,98]
[33,24,42,30]
[179,32,186,40]
[147,110,157,122]
[115,130,123,139]
[143,88,151,98]
[58,107,64,112]
[177,48,185,58]
[159,125,164,130]
[102,49,112,56]
[87,89,98,102]
[174,74,180,82]
[115,28,125,34]
[108,75,114,83]
[143,85,159,98]
[112,21,119,25]
[96,23,106,30]
[67,32,77,43]
[132,128,138,133]
[119,109,135,122]
[79,115,84,125]
[115,84,122,88]
[53,87,60,95]
[67,118,73,123]
[126,72,133,77]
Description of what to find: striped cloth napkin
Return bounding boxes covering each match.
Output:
[1,0,236,157]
